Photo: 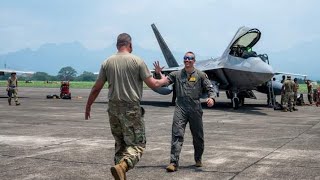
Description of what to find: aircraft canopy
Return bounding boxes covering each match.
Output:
[231,28,261,49]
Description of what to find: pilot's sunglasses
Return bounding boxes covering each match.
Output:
[183,56,194,61]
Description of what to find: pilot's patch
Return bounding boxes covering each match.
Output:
[189,76,196,82]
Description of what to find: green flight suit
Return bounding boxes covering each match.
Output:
[167,68,215,166]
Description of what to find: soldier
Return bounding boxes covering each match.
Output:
[304,79,313,105]
[154,51,216,172]
[282,75,294,112]
[280,75,286,106]
[85,33,169,180]
[293,78,299,111]
[280,75,286,83]
[6,72,20,106]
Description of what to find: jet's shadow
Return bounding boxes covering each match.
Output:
[201,102,269,115]
[94,100,172,107]
[94,100,269,116]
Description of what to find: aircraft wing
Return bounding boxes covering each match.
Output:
[150,66,184,74]
[0,69,35,75]
[193,58,223,72]
[274,72,307,78]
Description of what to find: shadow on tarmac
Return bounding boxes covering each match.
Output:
[94,100,269,116]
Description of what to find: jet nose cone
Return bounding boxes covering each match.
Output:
[255,60,274,75]
[251,59,274,83]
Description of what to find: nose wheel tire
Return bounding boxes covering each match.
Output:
[232,97,239,109]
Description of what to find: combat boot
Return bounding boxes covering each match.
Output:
[293,107,298,111]
[110,160,128,180]
[166,163,177,172]
[195,161,202,167]
[282,108,287,112]
[16,102,20,106]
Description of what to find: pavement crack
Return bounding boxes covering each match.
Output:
[228,120,320,180]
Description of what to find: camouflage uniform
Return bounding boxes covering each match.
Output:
[282,79,295,111]
[293,81,299,108]
[108,100,145,168]
[167,68,215,166]
[97,52,152,170]
[7,76,19,105]
[280,78,285,105]
[306,81,313,104]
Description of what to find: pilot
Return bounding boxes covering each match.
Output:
[282,75,294,112]
[153,51,216,172]
[6,72,20,106]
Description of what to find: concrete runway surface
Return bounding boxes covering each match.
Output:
[0,87,320,180]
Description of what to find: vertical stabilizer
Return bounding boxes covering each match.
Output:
[151,23,179,67]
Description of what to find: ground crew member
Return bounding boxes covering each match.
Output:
[293,78,299,111]
[282,75,294,112]
[153,51,216,172]
[280,75,286,106]
[85,33,169,180]
[6,72,20,106]
[304,79,313,105]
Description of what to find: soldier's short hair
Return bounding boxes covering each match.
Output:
[116,33,132,48]
[287,75,291,80]
[294,78,297,82]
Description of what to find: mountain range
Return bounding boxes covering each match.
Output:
[0,41,319,80]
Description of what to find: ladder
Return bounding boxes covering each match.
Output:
[267,79,276,107]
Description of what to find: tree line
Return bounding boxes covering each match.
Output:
[0,66,97,82]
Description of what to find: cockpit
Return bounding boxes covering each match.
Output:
[229,28,261,59]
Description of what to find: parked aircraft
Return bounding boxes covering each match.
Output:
[150,23,287,109]
[0,69,34,76]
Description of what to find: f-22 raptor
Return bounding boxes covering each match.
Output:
[151,23,284,109]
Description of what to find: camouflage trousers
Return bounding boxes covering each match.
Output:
[7,88,19,104]
[307,92,313,104]
[293,92,298,107]
[283,92,294,110]
[107,100,145,170]
[170,98,204,166]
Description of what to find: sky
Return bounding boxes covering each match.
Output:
[0,0,319,57]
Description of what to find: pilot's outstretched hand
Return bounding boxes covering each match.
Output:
[153,61,164,74]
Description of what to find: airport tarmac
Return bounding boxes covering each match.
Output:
[0,87,319,180]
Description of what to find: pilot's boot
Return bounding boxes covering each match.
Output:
[282,108,287,112]
[195,160,203,167]
[15,102,20,106]
[293,107,298,111]
[110,160,128,180]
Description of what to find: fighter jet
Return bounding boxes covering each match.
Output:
[151,23,284,109]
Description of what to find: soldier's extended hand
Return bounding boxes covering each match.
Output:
[206,98,215,107]
[85,106,91,120]
[153,61,164,74]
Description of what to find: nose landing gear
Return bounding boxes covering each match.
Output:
[227,91,245,109]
